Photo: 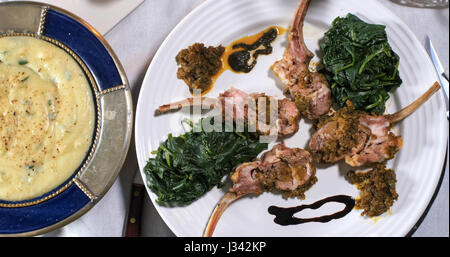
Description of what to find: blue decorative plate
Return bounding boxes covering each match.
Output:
[0,2,133,236]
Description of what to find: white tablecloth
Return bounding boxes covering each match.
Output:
[43,0,449,237]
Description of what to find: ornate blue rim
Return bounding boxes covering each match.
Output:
[0,2,133,236]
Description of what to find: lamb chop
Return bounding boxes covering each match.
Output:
[156,87,300,137]
[203,143,317,237]
[272,0,331,120]
[309,82,441,167]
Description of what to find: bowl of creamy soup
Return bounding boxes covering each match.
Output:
[0,2,133,236]
[0,36,96,201]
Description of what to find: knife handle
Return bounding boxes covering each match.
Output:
[125,183,145,237]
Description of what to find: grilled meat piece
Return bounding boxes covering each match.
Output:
[204,144,317,237]
[258,144,316,198]
[156,87,300,137]
[272,0,331,120]
[344,115,402,167]
[309,106,403,167]
[309,106,369,163]
[277,98,301,136]
[309,82,440,167]
[229,144,317,197]
[230,161,263,195]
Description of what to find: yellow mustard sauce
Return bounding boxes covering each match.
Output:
[0,36,95,201]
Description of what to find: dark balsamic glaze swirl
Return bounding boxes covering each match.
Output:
[268,195,355,226]
[228,28,278,73]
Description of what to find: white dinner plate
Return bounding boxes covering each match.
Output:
[135,0,448,237]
